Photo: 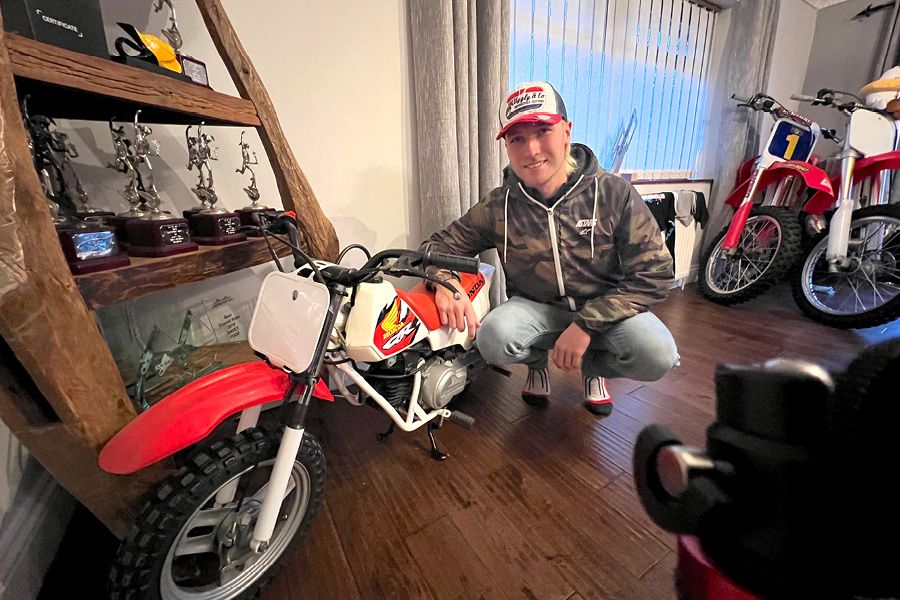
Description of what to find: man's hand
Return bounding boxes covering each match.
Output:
[887,98,900,120]
[434,280,480,340]
[549,322,591,372]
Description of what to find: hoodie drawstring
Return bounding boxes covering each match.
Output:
[591,177,599,259]
[503,188,510,264]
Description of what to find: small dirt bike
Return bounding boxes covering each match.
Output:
[790,87,900,328]
[98,213,493,599]
[699,93,835,305]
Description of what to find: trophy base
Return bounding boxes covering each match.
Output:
[236,207,277,235]
[189,212,247,246]
[57,223,131,275]
[126,217,198,257]
[108,213,144,245]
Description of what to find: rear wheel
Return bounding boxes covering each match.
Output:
[699,206,802,305]
[791,204,900,329]
[109,428,326,600]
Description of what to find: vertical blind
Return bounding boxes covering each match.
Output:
[510,0,718,179]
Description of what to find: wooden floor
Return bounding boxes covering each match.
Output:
[38,282,900,599]
[260,283,900,600]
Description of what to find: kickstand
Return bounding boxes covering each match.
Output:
[427,421,447,461]
[376,421,395,443]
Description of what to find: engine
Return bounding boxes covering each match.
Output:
[420,356,469,410]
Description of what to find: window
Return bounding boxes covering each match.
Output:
[510,0,718,179]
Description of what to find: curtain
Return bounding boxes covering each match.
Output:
[409,0,510,305]
[875,1,900,79]
[699,0,780,242]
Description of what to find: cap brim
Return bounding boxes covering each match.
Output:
[496,113,564,140]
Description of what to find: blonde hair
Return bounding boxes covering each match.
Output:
[565,147,578,174]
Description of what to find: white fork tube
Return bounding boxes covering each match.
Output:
[215,406,263,506]
[250,426,304,552]
[826,152,859,269]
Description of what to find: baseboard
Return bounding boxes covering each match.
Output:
[0,457,75,600]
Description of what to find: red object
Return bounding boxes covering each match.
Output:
[721,161,833,250]
[734,156,757,190]
[98,361,333,475]
[395,272,486,331]
[676,536,760,600]
[803,150,900,215]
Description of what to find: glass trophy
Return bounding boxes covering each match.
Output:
[124,111,198,257]
[184,123,246,245]
[154,0,209,87]
[235,131,275,234]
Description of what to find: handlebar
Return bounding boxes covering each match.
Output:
[421,248,480,274]
[257,212,480,295]
[731,93,814,127]
[791,88,891,119]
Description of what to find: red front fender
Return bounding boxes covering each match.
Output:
[724,161,833,209]
[803,151,900,215]
[99,361,333,475]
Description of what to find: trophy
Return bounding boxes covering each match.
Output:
[154,0,209,87]
[21,98,129,274]
[184,123,245,245]
[107,119,150,244]
[124,110,198,257]
[235,131,275,233]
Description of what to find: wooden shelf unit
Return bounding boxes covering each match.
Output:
[0,1,339,538]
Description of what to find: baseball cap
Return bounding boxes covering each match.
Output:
[497,81,568,140]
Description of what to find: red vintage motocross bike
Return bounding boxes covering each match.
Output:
[699,94,836,304]
[99,213,493,599]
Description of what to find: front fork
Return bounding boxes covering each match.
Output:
[721,167,766,252]
[826,151,859,271]
[248,283,346,553]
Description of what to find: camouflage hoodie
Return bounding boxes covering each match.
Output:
[422,143,673,333]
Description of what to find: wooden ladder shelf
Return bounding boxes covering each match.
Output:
[0,0,338,537]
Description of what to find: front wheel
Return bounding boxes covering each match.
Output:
[699,205,802,305]
[109,428,326,600]
[791,204,900,329]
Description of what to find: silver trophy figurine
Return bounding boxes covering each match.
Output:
[153,0,182,52]
[235,131,273,230]
[185,122,223,213]
[108,119,147,219]
[237,131,266,209]
[132,110,167,221]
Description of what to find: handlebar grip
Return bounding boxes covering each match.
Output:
[422,249,480,274]
[448,410,475,430]
[791,94,817,102]
[732,95,752,105]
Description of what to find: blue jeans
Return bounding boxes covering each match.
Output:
[475,296,679,381]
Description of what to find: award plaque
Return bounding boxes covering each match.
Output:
[57,223,130,275]
[234,131,276,234]
[180,54,209,87]
[125,111,197,257]
[184,123,246,245]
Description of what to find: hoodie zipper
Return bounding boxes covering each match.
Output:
[518,176,584,311]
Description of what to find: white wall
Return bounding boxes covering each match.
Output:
[766,0,818,115]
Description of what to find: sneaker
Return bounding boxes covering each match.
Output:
[584,376,613,417]
[522,367,550,408]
